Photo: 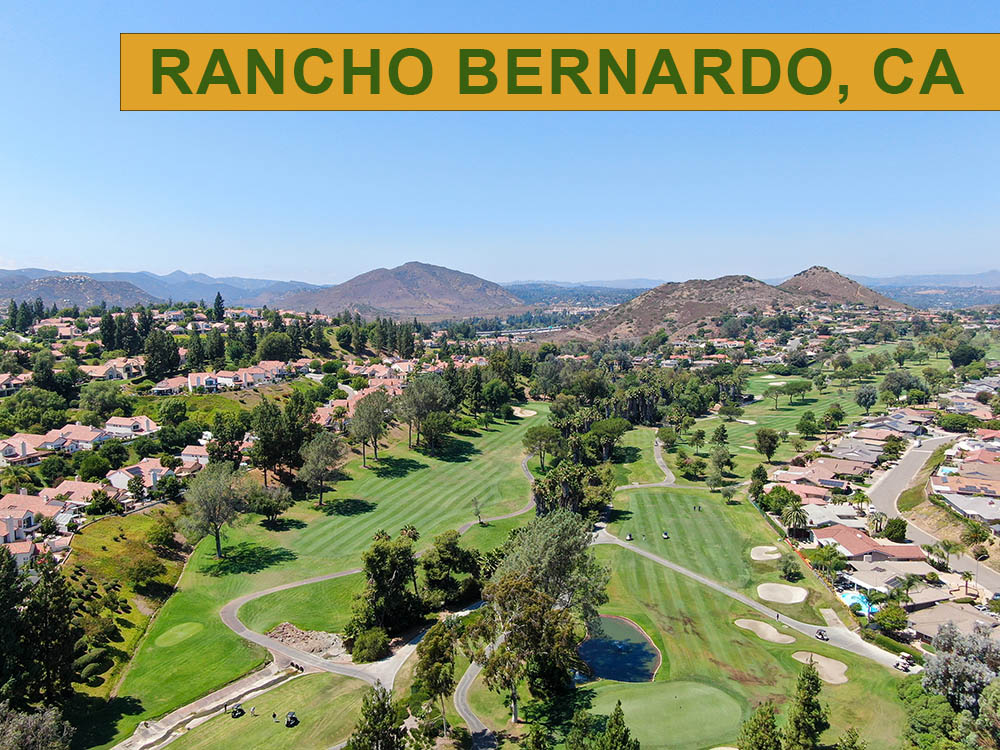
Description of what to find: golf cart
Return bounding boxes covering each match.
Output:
[285,711,298,728]
[814,629,829,641]
[662,530,669,539]
[230,703,245,719]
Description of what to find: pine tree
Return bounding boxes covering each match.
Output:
[523,722,555,750]
[594,701,640,750]
[205,328,225,365]
[242,319,257,355]
[99,312,116,350]
[6,299,16,328]
[213,292,225,322]
[711,423,729,446]
[22,555,75,701]
[345,684,405,750]
[783,662,829,750]
[835,728,867,750]
[144,329,180,381]
[0,548,25,704]
[738,701,783,750]
[414,620,456,737]
[187,329,205,369]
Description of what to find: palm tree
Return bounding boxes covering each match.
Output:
[399,525,420,595]
[781,502,809,538]
[867,511,888,536]
[938,540,965,571]
[961,570,974,596]
[921,543,944,567]
[851,491,870,515]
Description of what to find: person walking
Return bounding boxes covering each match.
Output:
[272,712,278,723]
[250,706,256,717]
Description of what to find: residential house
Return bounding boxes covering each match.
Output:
[180,445,210,465]
[0,433,49,466]
[106,458,174,493]
[813,524,925,561]
[105,415,160,439]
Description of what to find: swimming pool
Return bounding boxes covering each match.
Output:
[840,590,880,615]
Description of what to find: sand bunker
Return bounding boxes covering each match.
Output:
[757,583,808,604]
[762,375,778,379]
[792,652,848,684]
[735,619,795,644]
[751,545,781,561]
[735,418,757,425]
[513,407,537,417]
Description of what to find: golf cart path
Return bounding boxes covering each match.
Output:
[614,438,679,490]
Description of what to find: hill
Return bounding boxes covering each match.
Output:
[281,261,526,319]
[0,274,159,308]
[778,266,907,309]
[572,274,800,340]
[0,268,324,307]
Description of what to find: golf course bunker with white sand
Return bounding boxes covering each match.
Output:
[757,583,808,603]
[578,615,661,682]
[513,406,537,417]
[793,652,849,684]
[751,545,781,561]
[734,619,795,644]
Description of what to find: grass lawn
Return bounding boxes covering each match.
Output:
[168,672,368,750]
[467,546,905,750]
[64,505,186,701]
[95,406,548,748]
[609,427,663,487]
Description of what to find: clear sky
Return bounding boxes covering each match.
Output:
[1,1,998,285]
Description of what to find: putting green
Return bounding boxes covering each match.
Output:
[155,622,205,648]
[591,680,744,750]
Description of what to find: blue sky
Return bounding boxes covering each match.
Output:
[1,1,998,284]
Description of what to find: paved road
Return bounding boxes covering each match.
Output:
[868,435,1000,594]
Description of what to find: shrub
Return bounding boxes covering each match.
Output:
[882,517,908,543]
[79,662,104,680]
[73,648,107,672]
[972,544,989,561]
[351,627,390,663]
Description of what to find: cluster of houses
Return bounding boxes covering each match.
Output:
[151,359,309,395]
[939,376,999,422]
[930,429,1000,525]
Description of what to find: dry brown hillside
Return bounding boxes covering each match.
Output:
[569,274,800,341]
[778,266,907,310]
[281,261,526,320]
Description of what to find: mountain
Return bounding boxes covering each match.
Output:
[0,268,325,307]
[852,270,1000,288]
[281,262,527,319]
[778,266,907,310]
[572,274,800,340]
[502,283,646,307]
[0,274,159,308]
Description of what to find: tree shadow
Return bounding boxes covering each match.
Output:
[134,580,175,601]
[370,456,428,479]
[320,497,377,516]
[66,693,144,750]
[523,686,598,735]
[612,445,641,466]
[199,542,297,576]
[607,507,633,525]
[433,436,480,463]
[260,517,307,531]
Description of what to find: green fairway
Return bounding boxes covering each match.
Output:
[610,426,664,486]
[99,405,548,748]
[609,486,833,623]
[168,673,368,750]
[467,546,905,749]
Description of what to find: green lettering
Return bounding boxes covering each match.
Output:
[873,48,912,94]
[599,49,635,94]
[742,49,780,94]
[694,49,734,94]
[507,49,542,94]
[920,49,963,94]
[197,49,240,95]
[294,48,333,94]
[459,49,497,94]
[388,48,432,95]
[552,49,590,94]
[788,48,831,95]
[152,49,191,94]
[247,49,283,95]
[343,49,380,94]
[642,49,686,95]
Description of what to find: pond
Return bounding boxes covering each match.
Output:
[578,615,660,682]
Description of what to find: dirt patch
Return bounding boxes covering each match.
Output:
[792,652,848,684]
[513,406,537,417]
[266,622,349,660]
[757,583,807,604]
[751,545,781,561]
[735,619,795,644]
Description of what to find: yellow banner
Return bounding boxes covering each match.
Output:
[120,34,997,110]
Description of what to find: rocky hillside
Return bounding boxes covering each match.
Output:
[573,274,801,340]
[778,266,906,310]
[0,274,159,308]
[282,261,526,319]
